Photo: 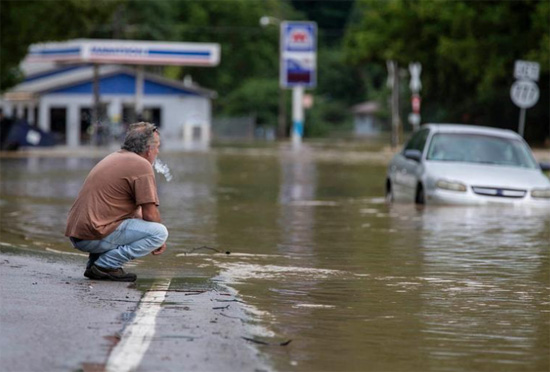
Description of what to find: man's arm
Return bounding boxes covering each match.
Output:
[140,203,166,255]
[134,206,143,219]
[141,202,162,222]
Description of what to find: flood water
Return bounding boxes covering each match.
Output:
[1,143,549,372]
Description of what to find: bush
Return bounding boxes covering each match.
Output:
[304,97,353,137]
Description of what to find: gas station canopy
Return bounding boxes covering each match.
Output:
[27,39,221,66]
[21,39,221,140]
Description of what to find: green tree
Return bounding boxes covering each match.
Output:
[291,0,355,46]
[170,0,297,97]
[305,98,353,137]
[306,48,369,137]
[0,0,118,92]
[344,0,549,143]
[221,78,280,127]
[105,0,299,127]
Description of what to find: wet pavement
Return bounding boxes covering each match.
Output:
[0,250,269,372]
[0,250,141,371]
[1,141,549,371]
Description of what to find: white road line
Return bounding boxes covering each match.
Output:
[45,247,87,257]
[106,279,171,372]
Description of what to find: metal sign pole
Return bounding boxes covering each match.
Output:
[518,108,526,137]
[135,65,144,121]
[292,85,304,148]
[391,62,400,148]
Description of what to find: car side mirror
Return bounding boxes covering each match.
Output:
[539,162,550,172]
[404,149,422,162]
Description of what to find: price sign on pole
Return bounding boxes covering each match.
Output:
[280,22,317,89]
[280,21,317,148]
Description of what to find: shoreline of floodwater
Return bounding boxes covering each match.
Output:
[1,143,548,164]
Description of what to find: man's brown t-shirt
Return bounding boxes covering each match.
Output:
[65,150,159,240]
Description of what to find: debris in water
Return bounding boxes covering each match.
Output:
[242,337,292,346]
[181,245,231,255]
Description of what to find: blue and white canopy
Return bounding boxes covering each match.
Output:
[27,39,220,67]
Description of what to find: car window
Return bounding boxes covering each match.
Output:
[416,129,430,152]
[426,133,538,169]
[403,129,430,152]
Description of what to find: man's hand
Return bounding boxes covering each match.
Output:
[152,243,167,255]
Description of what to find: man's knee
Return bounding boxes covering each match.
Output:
[151,223,168,246]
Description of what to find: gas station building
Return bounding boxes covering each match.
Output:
[0,39,220,150]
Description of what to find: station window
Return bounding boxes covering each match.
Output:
[49,107,67,144]
[122,106,162,128]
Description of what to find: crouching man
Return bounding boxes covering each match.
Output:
[65,122,168,282]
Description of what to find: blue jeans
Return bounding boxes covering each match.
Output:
[71,219,168,269]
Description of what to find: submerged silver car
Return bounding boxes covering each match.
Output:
[386,124,550,205]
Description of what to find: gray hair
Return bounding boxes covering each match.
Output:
[121,122,158,154]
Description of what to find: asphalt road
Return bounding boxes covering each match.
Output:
[0,249,270,372]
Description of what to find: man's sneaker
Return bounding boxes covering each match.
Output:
[86,264,137,282]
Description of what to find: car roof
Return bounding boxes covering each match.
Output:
[422,123,521,139]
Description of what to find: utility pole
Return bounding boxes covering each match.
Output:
[277,88,287,138]
[260,16,287,139]
[387,60,401,148]
[135,65,144,121]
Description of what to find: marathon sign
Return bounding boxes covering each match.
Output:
[91,46,147,57]
[27,45,81,61]
[27,39,221,67]
[280,21,317,88]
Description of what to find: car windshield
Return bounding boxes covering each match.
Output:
[426,133,539,169]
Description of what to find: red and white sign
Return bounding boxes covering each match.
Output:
[411,94,421,113]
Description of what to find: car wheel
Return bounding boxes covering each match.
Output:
[415,184,425,205]
[385,179,394,203]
